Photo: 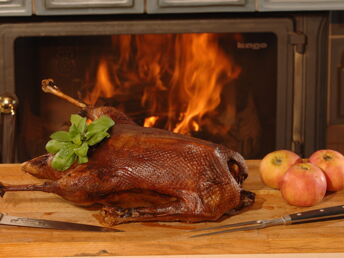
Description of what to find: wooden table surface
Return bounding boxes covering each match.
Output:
[0,161,343,257]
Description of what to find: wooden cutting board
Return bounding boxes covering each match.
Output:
[0,161,343,257]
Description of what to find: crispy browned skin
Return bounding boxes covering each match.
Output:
[2,106,254,225]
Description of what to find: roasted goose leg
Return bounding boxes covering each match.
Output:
[0,79,255,225]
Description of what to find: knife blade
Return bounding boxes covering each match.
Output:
[0,213,123,232]
[190,204,344,238]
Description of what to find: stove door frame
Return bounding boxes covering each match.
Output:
[0,17,315,162]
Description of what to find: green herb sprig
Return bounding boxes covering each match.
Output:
[45,114,115,171]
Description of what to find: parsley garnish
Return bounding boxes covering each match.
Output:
[45,114,115,171]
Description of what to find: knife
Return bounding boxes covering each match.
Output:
[190,204,344,238]
[0,213,123,232]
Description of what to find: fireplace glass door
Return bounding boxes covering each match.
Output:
[14,32,277,161]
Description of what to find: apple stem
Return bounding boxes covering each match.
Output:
[323,154,332,161]
[272,157,282,166]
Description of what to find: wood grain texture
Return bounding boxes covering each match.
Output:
[0,161,343,257]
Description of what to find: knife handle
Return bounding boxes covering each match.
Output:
[288,205,344,224]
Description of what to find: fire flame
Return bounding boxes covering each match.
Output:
[167,34,241,134]
[84,33,241,136]
[143,116,159,128]
[84,59,114,105]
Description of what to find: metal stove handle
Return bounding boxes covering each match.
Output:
[0,93,18,163]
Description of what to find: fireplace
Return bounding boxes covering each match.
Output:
[0,13,329,163]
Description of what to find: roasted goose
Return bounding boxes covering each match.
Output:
[0,79,255,225]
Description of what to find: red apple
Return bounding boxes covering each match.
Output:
[280,162,327,207]
[309,149,344,192]
[259,150,301,189]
